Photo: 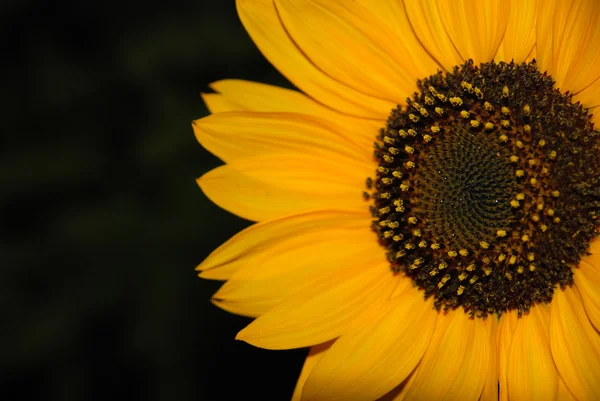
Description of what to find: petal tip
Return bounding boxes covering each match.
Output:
[234,328,250,343]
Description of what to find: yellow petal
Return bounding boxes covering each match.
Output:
[535,0,564,82]
[201,92,238,114]
[236,260,396,350]
[193,111,370,164]
[275,0,438,105]
[557,376,578,401]
[198,153,372,221]
[574,260,600,332]
[479,316,499,401]
[525,45,537,63]
[537,0,600,108]
[354,0,443,76]
[403,0,464,71]
[436,0,509,65]
[507,304,558,401]
[301,285,437,401]
[588,237,600,255]
[198,209,369,280]
[212,219,381,317]
[550,286,600,401]
[236,0,393,118]
[388,274,414,299]
[204,80,382,151]
[403,310,491,401]
[497,311,519,401]
[494,0,538,63]
[208,79,327,113]
[576,77,600,109]
[377,373,415,401]
[292,342,334,401]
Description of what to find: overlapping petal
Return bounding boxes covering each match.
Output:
[292,342,334,401]
[550,286,600,401]
[497,311,519,401]
[353,0,443,76]
[377,374,415,401]
[201,93,238,114]
[198,209,370,280]
[404,0,509,70]
[201,80,381,151]
[574,260,600,332]
[494,0,538,63]
[301,284,437,401]
[236,0,395,118]
[437,0,509,65]
[536,0,600,108]
[402,310,491,401]
[557,377,578,401]
[479,317,499,401]
[403,0,463,71]
[235,259,397,350]
[193,111,371,163]
[209,213,382,317]
[275,0,439,107]
[198,152,371,221]
[506,304,557,401]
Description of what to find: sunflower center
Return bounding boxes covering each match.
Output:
[368,60,600,317]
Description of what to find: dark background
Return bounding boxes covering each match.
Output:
[2,1,306,400]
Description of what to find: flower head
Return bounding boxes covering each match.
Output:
[194,1,600,400]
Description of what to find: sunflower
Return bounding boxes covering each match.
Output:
[193,0,600,400]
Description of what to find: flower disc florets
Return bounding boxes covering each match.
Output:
[369,60,600,317]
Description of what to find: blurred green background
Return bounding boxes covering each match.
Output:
[2,1,306,399]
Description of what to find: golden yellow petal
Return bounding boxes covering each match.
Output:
[292,342,333,401]
[494,0,538,63]
[203,81,382,152]
[382,318,499,401]
[235,260,396,350]
[574,260,600,332]
[353,0,443,76]
[403,310,491,401]
[497,311,519,401]
[388,275,414,300]
[537,0,600,108]
[525,45,537,63]
[193,111,371,164]
[576,78,600,110]
[557,376,578,401]
[198,209,369,280]
[479,316,499,401]
[212,220,381,317]
[273,0,408,105]
[436,0,509,65]
[236,0,393,118]
[301,285,437,401]
[550,286,600,401]
[198,153,372,222]
[200,93,239,114]
[274,0,439,107]
[506,304,558,401]
[535,0,563,83]
[376,372,415,401]
[403,0,464,71]
[588,236,600,255]
[209,79,326,113]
